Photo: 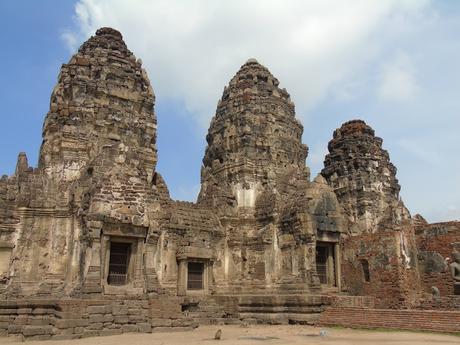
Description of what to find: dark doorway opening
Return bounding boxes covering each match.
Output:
[107,242,131,286]
[316,242,336,286]
[361,259,371,282]
[187,262,204,290]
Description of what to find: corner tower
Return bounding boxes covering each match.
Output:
[1,28,166,297]
[322,120,410,233]
[198,59,309,208]
[39,27,157,183]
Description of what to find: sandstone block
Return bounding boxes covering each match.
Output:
[7,324,22,334]
[100,329,122,337]
[29,318,50,326]
[52,334,80,341]
[103,314,114,322]
[14,316,28,326]
[114,315,129,324]
[151,318,172,327]
[81,330,100,338]
[17,308,32,314]
[74,327,84,334]
[152,326,194,333]
[87,306,106,314]
[87,322,103,330]
[121,324,139,333]
[25,334,52,341]
[138,322,152,333]
[112,305,128,315]
[22,325,52,336]
[89,314,105,323]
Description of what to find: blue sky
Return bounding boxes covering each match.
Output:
[0,1,459,222]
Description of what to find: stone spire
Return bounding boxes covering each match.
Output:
[39,27,157,182]
[321,120,409,233]
[15,152,29,176]
[198,59,309,208]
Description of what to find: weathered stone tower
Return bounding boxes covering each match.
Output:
[322,120,420,308]
[198,59,344,294]
[0,27,166,297]
[39,27,157,181]
[322,120,410,234]
[198,59,310,209]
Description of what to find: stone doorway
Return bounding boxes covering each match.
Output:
[107,242,131,286]
[316,242,336,286]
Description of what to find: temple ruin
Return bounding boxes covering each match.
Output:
[0,28,459,340]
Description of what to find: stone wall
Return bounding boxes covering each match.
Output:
[341,225,421,308]
[416,221,460,296]
[418,295,460,310]
[319,307,460,333]
[0,297,195,341]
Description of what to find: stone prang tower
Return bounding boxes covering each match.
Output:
[0,28,166,296]
[40,27,157,182]
[198,59,344,293]
[198,59,310,209]
[322,120,410,234]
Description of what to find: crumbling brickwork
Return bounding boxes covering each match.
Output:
[341,225,421,308]
[416,221,460,296]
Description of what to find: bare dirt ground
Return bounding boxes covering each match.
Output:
[0,325,459,345]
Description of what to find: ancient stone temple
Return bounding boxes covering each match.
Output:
[0,28,459,340]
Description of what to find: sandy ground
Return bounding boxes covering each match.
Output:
[0,325,458,345]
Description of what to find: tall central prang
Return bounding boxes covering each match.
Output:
[198,59,310,209]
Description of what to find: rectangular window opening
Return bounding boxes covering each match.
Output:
[107,242,131,286]
[187,262,204,290]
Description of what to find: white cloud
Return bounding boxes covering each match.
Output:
[63,0,432,127]
[378,52,419,101]
[61,31,78,51]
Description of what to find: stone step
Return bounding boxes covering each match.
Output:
[239,312,320,325]
[191,317,242,325]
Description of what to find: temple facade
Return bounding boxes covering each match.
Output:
[0,28,458,339]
